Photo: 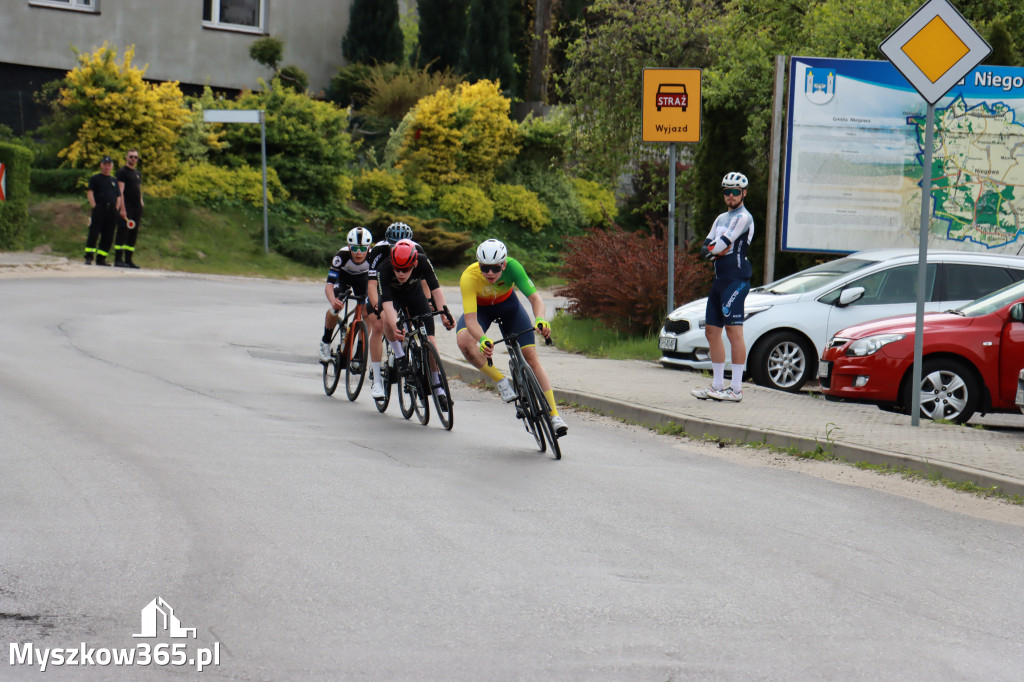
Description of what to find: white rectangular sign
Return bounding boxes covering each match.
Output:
[202,109,262,124]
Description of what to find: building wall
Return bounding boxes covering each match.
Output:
[0,0,353,94]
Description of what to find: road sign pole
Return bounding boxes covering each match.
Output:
[667,142,676,311]
[910,102,935,427]
[260,111,269,255]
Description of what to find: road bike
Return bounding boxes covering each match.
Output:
[395,306,455,430]
[321,287,369,401]
[488,327,561,460]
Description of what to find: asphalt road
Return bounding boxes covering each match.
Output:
[2,275,1023,680]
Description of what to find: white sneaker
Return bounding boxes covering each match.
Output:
[371,382,386,400]
[319,340,332,363]
[708,387,743,402]
[691,385,717,400]
[497,378,517,402]
[550,414,568,436]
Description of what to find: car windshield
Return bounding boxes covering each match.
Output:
[955,279,1024,317]
[759,257,877,295]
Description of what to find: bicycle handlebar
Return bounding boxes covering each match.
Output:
[485,324,553,367]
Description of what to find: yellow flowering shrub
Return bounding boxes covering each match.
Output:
[571,177,618,226]
[489,183,550,233]
[168,162,287,206]
[436,184,494,229]
[353,168,407,208]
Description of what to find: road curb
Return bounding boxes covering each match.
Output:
[439,356,1024,500]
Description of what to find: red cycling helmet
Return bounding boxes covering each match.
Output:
[390,239,418,270]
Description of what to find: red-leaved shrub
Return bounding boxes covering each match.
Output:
[555,227,711,335]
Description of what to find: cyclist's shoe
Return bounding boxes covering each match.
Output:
[435,393,449,412]
[497,378,517,402]
[708,387,743,402]
[371,382,386,400]
[550,415,569,437]
[319,340,332,363]
[515,405,526,420]
[691,385,717,400]
[396,356,412,376]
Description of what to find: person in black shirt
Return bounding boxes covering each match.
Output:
[115,149,144,268]
[85,156,122,266]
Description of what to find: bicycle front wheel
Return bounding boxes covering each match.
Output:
[322,330,342,396]
[410,344,430,425]
[524,364,561,460]
[424,341,453,430]
[345,321,369,401]
[512,365,543,451]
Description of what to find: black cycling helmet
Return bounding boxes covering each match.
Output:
[385,221,413,245]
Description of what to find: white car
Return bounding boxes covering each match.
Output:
[658,249,1024,392]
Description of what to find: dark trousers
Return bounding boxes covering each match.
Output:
[86,207,118,261]
[114,206,142,261]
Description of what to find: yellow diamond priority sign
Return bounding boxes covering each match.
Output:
[880,0,990,104]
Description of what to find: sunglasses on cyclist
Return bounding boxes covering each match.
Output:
[479,263,503,274]
[350,245,368,253]
[394,265,415,273]
[722,188,743,197]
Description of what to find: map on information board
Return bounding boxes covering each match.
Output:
[783,56,1024,255]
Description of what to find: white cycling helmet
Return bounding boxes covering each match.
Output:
[722,172,748,189]
[476,239,507,265]
[347,226,373,248]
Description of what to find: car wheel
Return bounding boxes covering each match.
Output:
[902,359,979,424]
[751,331,815,393]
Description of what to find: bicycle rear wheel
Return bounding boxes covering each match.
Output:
[410,344,430,425]
[512,365,543,451]
[374,341,393,413]
[345,321,369,401]
[524,364,561,460]
[322,328,342,396]
[423,341,453,430]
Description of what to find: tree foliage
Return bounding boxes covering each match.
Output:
[49,43,190,179]
[211,79,356,205]
[342,0,404,65]
[462,0,516,93]
[416,0,469,72]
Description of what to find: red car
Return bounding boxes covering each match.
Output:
[819,279,1024,423]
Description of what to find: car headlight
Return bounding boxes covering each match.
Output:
[846,333,905,357]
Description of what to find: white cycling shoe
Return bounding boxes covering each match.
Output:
[550,414,568,436]
[319,340,332,363]
[371,382,386,400]
[497,378,517,402]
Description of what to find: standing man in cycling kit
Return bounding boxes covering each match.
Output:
[319,226,373,363]
[366,222,430,399]
[692,171,755,403]
[456,239,568,436]
[377,239,455,399]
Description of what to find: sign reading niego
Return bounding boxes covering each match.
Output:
[642,68,702,143]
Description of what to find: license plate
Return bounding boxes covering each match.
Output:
[1017,387,1024,407]
[817,361,831,379]
[659,336,677,351]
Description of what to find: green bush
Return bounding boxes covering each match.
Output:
[364,210,473,267]
[270,221,341,269]
[403,175,434,209]
[489,183,550,233]
[352,168,407,208]
[0,141,33,248]
[30,168,90,195]
[163,162,287,207]
[571,177,618,227]
[436,184,494,229]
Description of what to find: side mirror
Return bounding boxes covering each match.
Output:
[837,287,866,307]
[1011,303,1024,322]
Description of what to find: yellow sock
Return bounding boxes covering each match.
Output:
[481,363,504,383]
[544,389,558,416]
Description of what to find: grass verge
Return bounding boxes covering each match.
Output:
[550,312,661,362]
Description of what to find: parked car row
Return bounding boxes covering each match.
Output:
[659,248,1024,424]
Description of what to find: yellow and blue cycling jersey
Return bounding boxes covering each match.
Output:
[459,258,537,314]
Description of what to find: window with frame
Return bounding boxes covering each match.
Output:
[29,0,97,12]
[202,0,264,33]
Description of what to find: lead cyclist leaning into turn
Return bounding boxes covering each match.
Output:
[455,239,568,436]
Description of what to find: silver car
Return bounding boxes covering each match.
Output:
[658,249,1024,392]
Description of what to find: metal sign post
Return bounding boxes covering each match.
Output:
[202,109,270,254]
[641,68,702,313]
[879,0,990,426]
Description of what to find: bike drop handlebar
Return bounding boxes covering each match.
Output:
[485,325,553,367]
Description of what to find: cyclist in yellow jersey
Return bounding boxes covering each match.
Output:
[456,239,568,436]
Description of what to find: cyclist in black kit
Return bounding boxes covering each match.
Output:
[319,227,373,363]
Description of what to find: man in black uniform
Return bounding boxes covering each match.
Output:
[319,227,373,363]
[85,156,122,266]
[115,148,144,268]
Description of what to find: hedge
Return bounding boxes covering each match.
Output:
[0,141,34,248]
[30,168,91,195]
